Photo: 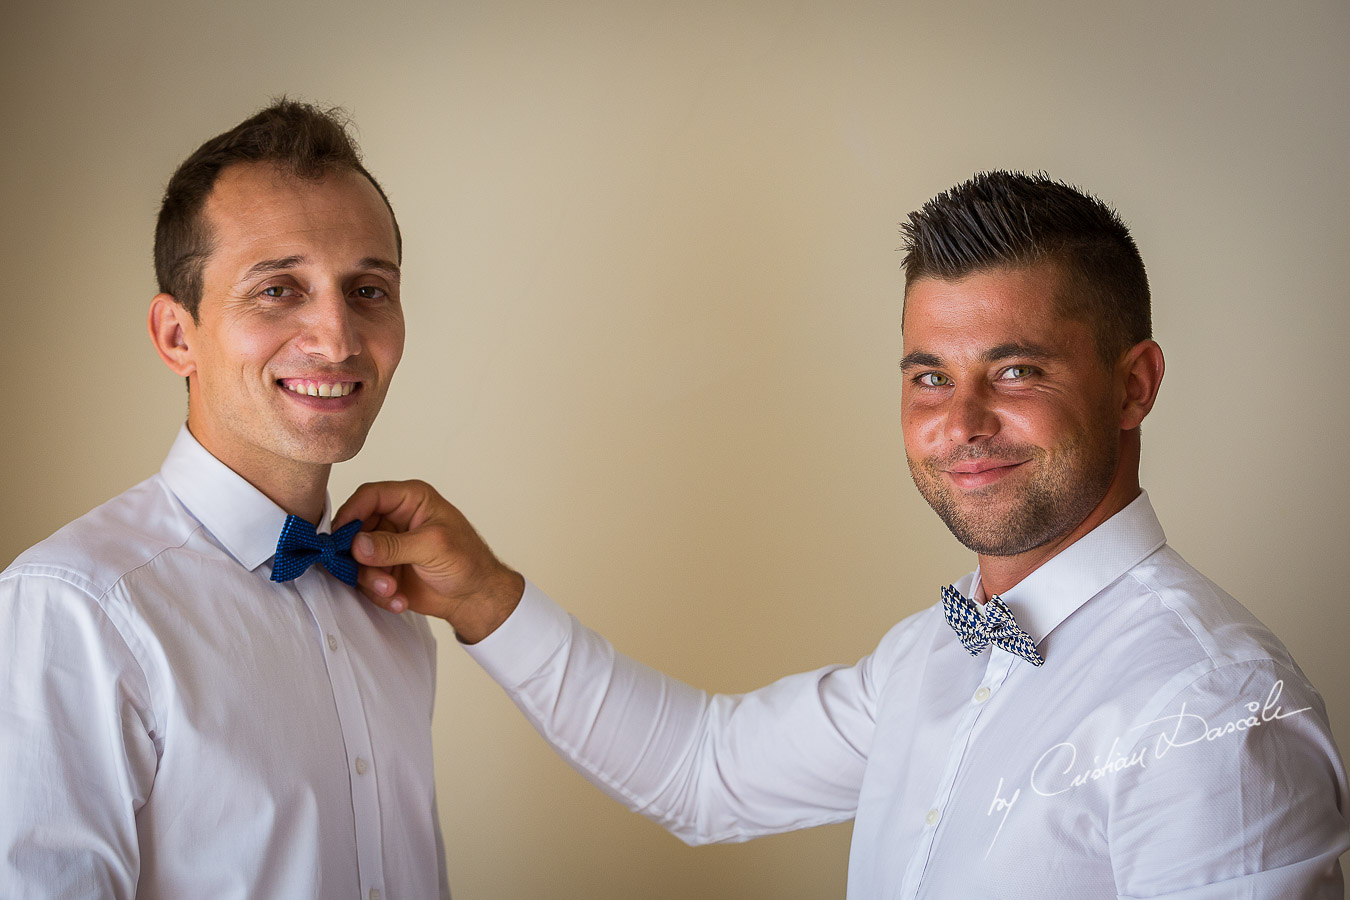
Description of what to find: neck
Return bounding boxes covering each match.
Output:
[976,440,1142,599]
[262,465,331,523]
[185,423,332,523]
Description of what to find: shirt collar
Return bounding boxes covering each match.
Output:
[159,425,332,573]
[963,490,1167,645]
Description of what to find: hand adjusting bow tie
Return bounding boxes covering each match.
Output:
[941,584,1044,667]
[271,515,363,587]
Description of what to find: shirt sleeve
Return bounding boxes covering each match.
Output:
[0,566,158,899]
[1108,659,1349,899]
[464,581,877,844]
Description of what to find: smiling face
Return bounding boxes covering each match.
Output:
[160,162,404,494]
[900,264,1125,559]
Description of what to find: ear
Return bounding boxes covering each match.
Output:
[148,293,197,378]
[1117,339,1165,431]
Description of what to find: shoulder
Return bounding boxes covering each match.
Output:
[2,474,197,602]
[1122,545,1294,670]
[1,480,172,731]
[1098,545,1335,753]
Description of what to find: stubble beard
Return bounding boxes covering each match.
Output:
[907,427,1119,557]
[268,374,388,466]
[276,411,377,465]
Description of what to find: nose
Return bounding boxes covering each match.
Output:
[300,290,360,362]
[944,381,999,444]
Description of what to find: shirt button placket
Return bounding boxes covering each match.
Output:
[299,579,386,895]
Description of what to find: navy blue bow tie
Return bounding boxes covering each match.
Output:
[271,515,363,586]
[941,584,1044,667]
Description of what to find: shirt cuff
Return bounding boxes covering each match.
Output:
[461,579,573,688]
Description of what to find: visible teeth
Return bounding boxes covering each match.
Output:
[285,381,355,398]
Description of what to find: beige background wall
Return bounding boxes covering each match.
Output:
[3,1,1347,897]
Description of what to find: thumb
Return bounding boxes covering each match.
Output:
[351,528,421,568]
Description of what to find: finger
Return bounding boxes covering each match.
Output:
[335,481,405,529]
[351,526,450,573]
[354,557,394,594]
[351,530,390,566]
[335,480,436,531]
[354,582,407,614]
[355,563,408,614]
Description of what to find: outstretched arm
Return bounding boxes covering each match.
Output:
[335,479,874,842]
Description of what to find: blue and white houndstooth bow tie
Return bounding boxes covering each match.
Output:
[941,584,1044,667]
[271,515,363,587]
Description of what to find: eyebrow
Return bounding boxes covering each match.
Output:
[358,257,402,282]
[982,341,1057,363]
[237,256,305,285]
[899,341,1059,371]
[898,350,942,371]
[235,255,402,287]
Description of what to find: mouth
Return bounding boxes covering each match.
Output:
[948,459,1020,475]
[278,378,360,399]
[942,458,1028,489]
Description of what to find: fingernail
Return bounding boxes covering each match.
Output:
[353,533,373,557]
[389,598,406,613]
[373,576,393,596]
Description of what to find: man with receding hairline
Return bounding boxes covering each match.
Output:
[0,101,448,898]
[338,172,1348,897]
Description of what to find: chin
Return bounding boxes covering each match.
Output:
[280,432,371,466]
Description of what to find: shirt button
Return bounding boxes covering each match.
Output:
[974,686,991,703]
[327,634,338,651]
[925,808,940,826]
[355,757,368,775]
[369,890,381,900]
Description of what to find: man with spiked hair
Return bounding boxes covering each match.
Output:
[0,101,448,897]
[337,172,1348,897]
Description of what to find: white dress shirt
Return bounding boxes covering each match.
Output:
[466,492,1349,898]
[0,427,449,900]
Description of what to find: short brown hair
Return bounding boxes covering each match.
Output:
[153,98,401,321]
[900,171,1150,363]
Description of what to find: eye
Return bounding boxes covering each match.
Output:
[258,284,295,300]
[353,285,387,301]
[997,365,1036,381]
[917,372,952,387]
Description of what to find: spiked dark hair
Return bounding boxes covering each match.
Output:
[154,98,400,321]
[900,171,1150,363]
